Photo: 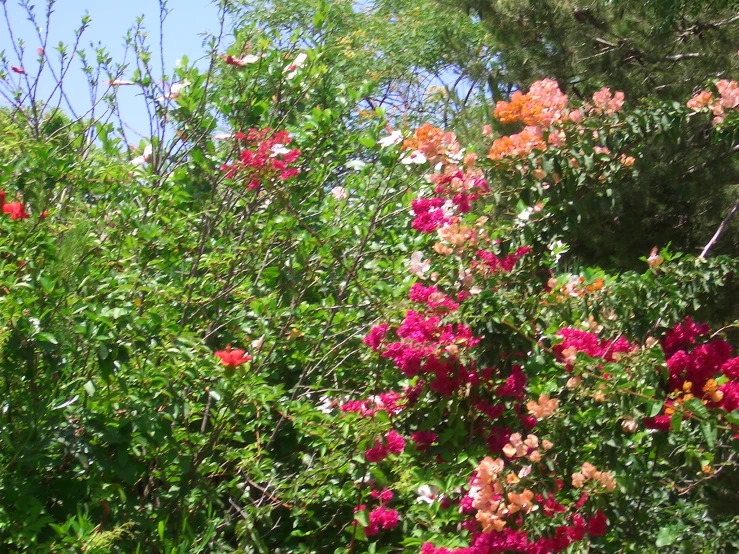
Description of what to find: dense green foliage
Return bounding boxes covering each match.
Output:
[0,1,738,553]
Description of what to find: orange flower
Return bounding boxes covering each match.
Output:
[527,393,559,418]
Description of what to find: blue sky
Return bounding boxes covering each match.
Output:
[1,0,222,138]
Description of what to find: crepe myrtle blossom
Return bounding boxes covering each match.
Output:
[284,52,308,79]
[409,251,431,279]
[378,130,403,148]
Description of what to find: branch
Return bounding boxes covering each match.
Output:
[699,198,739,258]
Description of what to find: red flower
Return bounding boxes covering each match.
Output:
[588,510,608,537]
[11,66,26,75]
[214,346,252,368]
[2,200,29,220]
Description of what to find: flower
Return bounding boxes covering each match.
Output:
[647,246,663,269]
[416,484,439,504]
[131,143,153,166]
[221,53,260,66]
[526,393,559,418]
[378,130,403,148]
[401,150,428,164]
[331,186,348,201]
[284,52,308,79]
[156,80,190,102]
[106,79,135,86]
[370,488,394,503]
[364,506,399,536]
[409,251,431,279]
[214,346,252,369]
[11,66,26,75]
[588,511,608,536]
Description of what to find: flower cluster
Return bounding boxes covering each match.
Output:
[220,128,300,190]
[341,391,404,418]
[591,87,625,115]
[421,453,608,553]
[687,79,739,125]
[571,462,617,492]
[401,122,461,165]
[472,246,532,276]
[493,79,568,127]
[646,317,738,430]
[553,327,634,367]
[487,80,626,161]
[365,429,405,463]
[355,489,400,537]
[0,191,29,220]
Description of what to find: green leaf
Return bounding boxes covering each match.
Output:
[670,411,682,431]
[725,411,739,426]
[83,380,96,397]
[656,525,679,547]
[353,510,368,528]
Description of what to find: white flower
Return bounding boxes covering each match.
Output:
[331,186,348,201]
[517,207,533,222]
[409,251,430,279]
[565,274,581,297]
[416,485,439,504]
[270,144,291,157]
[378,130,403,148]
[131,143,153,166]
[346,159,366,171]
[156,80,190,102]
[213,132,234,141]
[548,239,568,264]
[284,52,308,79]
[251,335,265,351]
[106,79,135,87]
[400,150,427,165]
[317,395,334,414]
[170,81,190,96]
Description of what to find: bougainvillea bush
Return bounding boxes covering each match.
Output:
[0,1,738,553]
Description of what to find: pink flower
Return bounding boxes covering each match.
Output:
[385,430,405,455]
[363,324,389,351]
[331,186,348,201]
[568,109,583,123]
[411,431,437,452]
[370,488,394,503]
[11,66,25,75]
[592,87,625,115]
[365,506,399,536]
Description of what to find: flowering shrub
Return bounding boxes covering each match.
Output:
[0,5,737,554]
